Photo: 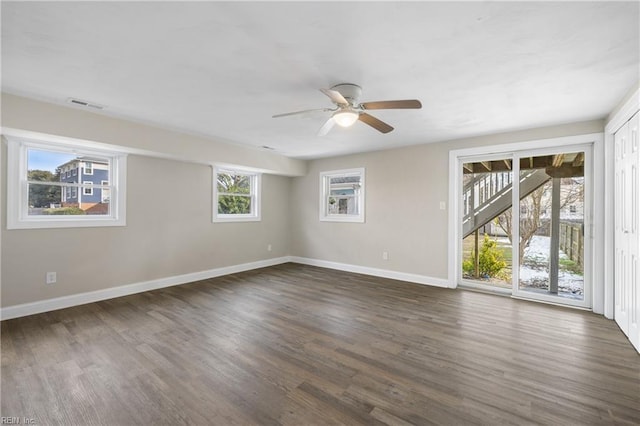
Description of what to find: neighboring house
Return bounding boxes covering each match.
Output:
[59,157,110,212]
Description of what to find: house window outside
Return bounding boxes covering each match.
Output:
[213,167,261,222]
[6,134,127,229]
[84,162,93,175]
[101,180,110,203]
[320,168,365,222]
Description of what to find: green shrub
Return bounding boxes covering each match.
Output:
[43,207,86,215]
[463,235,507,278]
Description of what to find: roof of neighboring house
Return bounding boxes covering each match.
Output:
[57,156,109,169]
[330,176,361,184]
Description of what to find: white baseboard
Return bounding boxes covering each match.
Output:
[289,256,450,288]
[1,256,450,321]
[0,256,291,320]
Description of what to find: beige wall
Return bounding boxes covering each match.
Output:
[0,90,606,310]
[1,93,306,176]
[1,93,300,308]
[1,152,291,306]
[290,120,604,280]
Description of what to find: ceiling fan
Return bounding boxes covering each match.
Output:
[273,83,422,136]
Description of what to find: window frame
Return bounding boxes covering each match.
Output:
[319,167,365,223]
[212,166,261,223]
[6,134,127,229]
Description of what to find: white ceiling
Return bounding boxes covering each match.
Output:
[2,2,638,159]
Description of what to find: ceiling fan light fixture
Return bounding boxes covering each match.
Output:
[333,110,359,127]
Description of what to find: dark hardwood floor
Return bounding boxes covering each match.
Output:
[2,263,639,425]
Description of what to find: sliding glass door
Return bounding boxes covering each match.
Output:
[460,156,514,291]
[459,147,591,308]
[513,150,589,306]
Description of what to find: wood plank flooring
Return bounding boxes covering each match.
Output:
[2,263,639,425]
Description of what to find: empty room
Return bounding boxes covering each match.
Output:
[1,1,639,425]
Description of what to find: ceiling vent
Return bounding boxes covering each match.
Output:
[66,98,105,110]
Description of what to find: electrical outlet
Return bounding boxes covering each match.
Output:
[267,244,272,252]
[382,251,389,261]
[46,272,57,284]
[440,201,446,210]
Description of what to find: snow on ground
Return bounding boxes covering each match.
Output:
[494,235,584,297]
[521,235,584,296]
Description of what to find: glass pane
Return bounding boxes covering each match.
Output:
[101,186,111,203]
[558,179,584,299]
[519,177,552,293]
[327,195,358,215]
[326,174,362,216]
[217,173,250,194]
[28,183,111,216]
[218,195,252,214]
[461,160,513,288]
[28,149,112,215]
[28,183,63,210]
[27,149,75,174]
[330,175,361,186]
[518,152,584,300]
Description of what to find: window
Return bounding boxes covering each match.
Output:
[6,133,127,229]
[84,162,93,175]
[320,168,365,222]
[213,167,261,222]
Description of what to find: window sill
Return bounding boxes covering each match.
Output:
[212,215,261,223]
[7,216,126,230]
[320,215,365,223]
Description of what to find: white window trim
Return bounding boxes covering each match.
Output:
[212,166,261,223]
[319,167,365,223]
[84,162,93,175]
[5,134,127,229]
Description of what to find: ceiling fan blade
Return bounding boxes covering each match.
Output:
[360,100,422,110]
[317,117,336,136]
[272,108,332,118]
[358,113,394,134]
[319,88,349,106]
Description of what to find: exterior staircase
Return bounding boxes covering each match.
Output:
[463,169,551,238]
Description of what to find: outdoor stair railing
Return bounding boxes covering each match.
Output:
[463,169,551,238]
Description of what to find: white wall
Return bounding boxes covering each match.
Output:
[290,120,605,283]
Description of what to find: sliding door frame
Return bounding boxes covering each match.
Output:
[448,133,604,312]
[509,144,593,309]
[457,152,515,293]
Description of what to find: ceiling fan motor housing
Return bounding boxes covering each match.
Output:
[330,83,362,104]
